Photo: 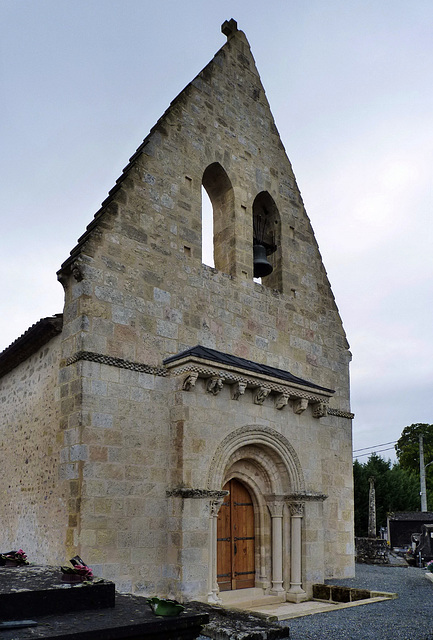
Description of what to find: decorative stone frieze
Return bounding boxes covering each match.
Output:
[66,351,168,376]
[166,488,229,499]
[327,408,355,419]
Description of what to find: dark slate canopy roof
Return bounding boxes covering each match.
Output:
[388,512,433,522]
[0,314,63,378]
[164,345,334,393]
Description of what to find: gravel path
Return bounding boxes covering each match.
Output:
[281,564,433,640]
[198,564,433,640]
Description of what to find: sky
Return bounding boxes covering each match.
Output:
[1,0,432,463]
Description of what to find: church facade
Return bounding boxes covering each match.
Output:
[0,20,354,602]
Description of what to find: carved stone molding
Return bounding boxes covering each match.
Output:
[231,381,247,400]
[327,408,355,419]
[293,398,308,414]
[254,386,271,405]
[183,372,198,390]
[66,351,168,376]
[166,488,229,499]
[206,376,224,395]
[286,491,328,502]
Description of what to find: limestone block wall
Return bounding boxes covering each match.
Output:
[0,334,67,563]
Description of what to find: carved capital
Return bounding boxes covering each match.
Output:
[207,377,224,395]
[231,381,247,401]
[288,502,304,517]
[183,372,199,391]
[210,498,225,517]
[266,500,284,518]
[312,402,328,418]
[275,392,290,410]
[254,386,271,405]
[293,398,308,414]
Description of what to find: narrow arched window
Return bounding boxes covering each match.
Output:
[202,163,235,275]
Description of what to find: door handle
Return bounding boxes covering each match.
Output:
[234,543,237,555]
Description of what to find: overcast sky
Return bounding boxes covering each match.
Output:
[1,1,432,462]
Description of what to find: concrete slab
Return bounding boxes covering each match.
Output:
[245,594,397,621]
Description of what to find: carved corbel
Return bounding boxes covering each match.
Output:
[254,386,271,405]
[312,402,328,418]
[231,381,247,401]
[207,377,224,395]
[71,262,84,282]
[183,372,199,391]
[275,392,290,410]
[293,398,308,414]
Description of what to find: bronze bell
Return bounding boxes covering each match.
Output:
[253,244,273,278]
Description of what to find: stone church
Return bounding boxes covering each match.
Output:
[0,20,354,603]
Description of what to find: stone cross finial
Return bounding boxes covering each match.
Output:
[221,19,238,39]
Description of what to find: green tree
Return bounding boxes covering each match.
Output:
[396,423,433,509]
[353,454,419,536]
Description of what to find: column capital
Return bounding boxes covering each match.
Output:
[265,495,285,517]
[288,501,304,517]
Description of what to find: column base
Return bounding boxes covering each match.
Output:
[207,591,222,604]
[286,588,308,604]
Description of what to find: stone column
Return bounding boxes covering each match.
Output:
[267,500,285,595]
[208,498,224,603]
[287,501,307,603]
[368,476,376,538]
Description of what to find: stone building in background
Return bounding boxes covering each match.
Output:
[0,20,354,603]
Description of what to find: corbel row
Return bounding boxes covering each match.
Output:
[181,371,328,417]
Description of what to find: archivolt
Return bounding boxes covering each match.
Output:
[206,426,305,493]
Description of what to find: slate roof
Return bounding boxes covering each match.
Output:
[388,512,433,521]
[164,344,334,393]
[0,315,63,378]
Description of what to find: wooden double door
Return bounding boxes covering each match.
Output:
[217,479,255,591]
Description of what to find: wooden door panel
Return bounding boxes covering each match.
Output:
[217,479,255,591]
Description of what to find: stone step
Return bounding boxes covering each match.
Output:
[219,587,286,609]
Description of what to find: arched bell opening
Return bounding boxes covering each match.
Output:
[202,163,235,275]
[252,191,282,290]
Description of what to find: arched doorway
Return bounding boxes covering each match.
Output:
[217,479,255,591]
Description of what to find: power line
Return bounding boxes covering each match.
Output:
[353,446,396,459]
[353,440,397,453]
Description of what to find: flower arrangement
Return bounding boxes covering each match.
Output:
[0,549,29,566]
[426,560,433,573]
[61,556,93,581]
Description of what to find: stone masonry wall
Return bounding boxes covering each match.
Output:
[0,334,67,564]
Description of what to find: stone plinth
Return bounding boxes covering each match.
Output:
[355,537,389,564]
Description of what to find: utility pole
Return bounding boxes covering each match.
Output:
[420,434,428,511]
